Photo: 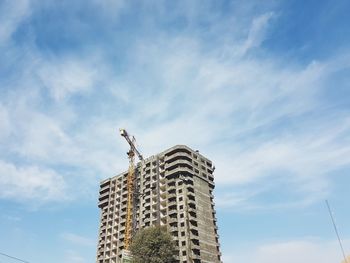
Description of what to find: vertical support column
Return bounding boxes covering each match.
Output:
[156,156,161,226]
[132,164,140,236]
[125,153,134,250]
[179,175,193,263]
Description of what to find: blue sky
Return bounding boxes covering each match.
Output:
[0,0,350,262]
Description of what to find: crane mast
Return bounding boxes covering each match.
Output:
[119,128,143,250]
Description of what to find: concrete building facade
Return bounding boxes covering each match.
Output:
[96,145,222,263]
[341,255,350,263]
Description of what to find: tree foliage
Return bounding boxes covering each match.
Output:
[130,226,176,263]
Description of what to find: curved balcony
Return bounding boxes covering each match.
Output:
[167,184,176,192]
[99,191,109,200]
[168,217,178,224]
[191,243,200,250]
[170,226,178,232]
[99,184,110,194]
[166,152,193,164]
[167,193,176,199]
[98,200,109,208]
[188,199,196,206]
[165,159,193,171]
[168,199,177,206]
[190,224,198,231]
[100,179,110,188]
[165,146,192,158]
[191,252,201,260]
[168,209,178,216]
[166,166,194,177]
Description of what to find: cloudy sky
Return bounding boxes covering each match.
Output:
[0,0,350,262]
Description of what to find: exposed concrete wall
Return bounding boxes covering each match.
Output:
[341,255,350,263]
[194,176,220,263]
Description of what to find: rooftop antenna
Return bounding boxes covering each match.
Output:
[325,200,348,263]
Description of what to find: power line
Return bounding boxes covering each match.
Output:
[0,252,30,263]
[325,200,348,263]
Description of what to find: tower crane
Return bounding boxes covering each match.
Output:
[119,128,143,250]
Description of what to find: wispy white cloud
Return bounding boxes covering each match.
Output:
[37,56,101,101]
[216,120,350,185]
[0,91,124,203]
[0,103,11,140]
[64,250,87,263]
[0,2,349,263]
[2,214,21,222]
[105,33,349,211]
[214,117,350,210]
[0,160,66,202]
[61,232,95,247]
[223,238,350,263]
[0,1,349,212]
[241,12,275,55]
[91,0,126,16]
[0,0,31,44]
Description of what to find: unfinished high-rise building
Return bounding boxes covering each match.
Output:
[96,145,222,263]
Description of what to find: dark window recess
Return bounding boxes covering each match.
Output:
[192,240,199,245]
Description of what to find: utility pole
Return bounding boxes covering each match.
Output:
[326,200,348,263]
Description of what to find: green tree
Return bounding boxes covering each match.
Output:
[130,226,176,263]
